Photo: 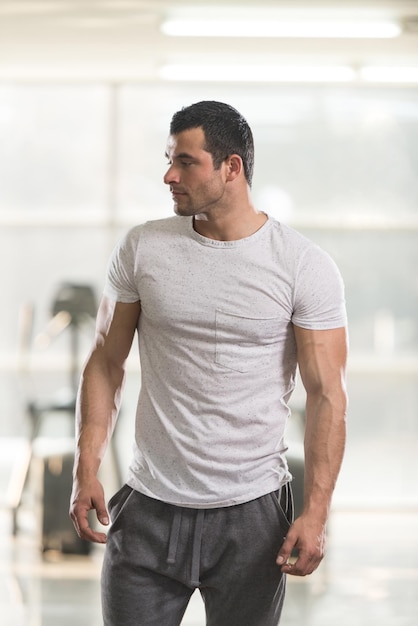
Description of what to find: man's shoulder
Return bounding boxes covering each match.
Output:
[268,218,340,277]
[269,218,317,255]
[131,215,188,238]
[123,216,188,244]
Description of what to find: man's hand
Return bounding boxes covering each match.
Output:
[276,514,326,576]
[69,477,109,544]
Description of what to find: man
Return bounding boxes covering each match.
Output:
[70,100,348,626]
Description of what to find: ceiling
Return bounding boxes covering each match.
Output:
[0,0,417,82]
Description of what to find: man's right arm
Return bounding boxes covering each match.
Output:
[69,297,140,543]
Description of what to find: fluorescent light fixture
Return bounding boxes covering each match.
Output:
[159,64,356,83]
[161,18,401,39]
[359,66,418,83]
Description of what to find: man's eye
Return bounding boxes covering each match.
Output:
[181,161,192,167]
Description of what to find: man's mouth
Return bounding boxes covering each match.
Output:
[170,188,186,198]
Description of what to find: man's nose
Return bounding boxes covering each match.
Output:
[164,163,180,185]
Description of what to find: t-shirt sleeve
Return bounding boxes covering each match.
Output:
[292,245,347,330]
[103,228,141,303]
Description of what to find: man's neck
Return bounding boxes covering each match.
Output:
[193,206,267,242]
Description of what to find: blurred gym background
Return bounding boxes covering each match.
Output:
[0,1,417,624]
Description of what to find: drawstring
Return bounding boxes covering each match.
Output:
[166,506,205,588]
[190,509,204,587]
[167,509,182,564]
[283,481,294,523]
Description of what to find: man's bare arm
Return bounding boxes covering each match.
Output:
[69,297,140,543]
[277,325,348,576]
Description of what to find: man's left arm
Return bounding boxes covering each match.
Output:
[277,325,348,576]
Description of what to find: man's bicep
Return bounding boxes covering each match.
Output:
[94,297,141,365]
[293,326,348,394]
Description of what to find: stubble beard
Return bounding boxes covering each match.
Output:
[172,193,202,217]
[173,200,195,217]
[171,180,226,218]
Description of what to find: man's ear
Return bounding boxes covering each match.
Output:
[225,154,243,181]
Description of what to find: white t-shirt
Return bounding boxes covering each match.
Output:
[103,215,347,508]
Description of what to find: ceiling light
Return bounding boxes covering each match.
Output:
[159,64,356,83]
[359,66,418,83]
[161,18,401,39]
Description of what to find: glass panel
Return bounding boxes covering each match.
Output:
[0,85,108,216]
[252,87,418,222]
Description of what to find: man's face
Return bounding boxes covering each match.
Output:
[164,127,227,217]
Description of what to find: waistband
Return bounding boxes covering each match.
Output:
[164,484,292,588]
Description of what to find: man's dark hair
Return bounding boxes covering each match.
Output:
[170,101,255,187]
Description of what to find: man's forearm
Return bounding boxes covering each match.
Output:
[74,352,125,479]
[277,388,347,575]
[302,388,347,522]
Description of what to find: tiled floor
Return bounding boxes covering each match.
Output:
[1,505,417,626]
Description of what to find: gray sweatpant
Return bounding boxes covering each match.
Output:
[102,484,293,626]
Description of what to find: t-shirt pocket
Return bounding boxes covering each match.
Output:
[215,309,281,373]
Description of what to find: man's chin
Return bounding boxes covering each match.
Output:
[173,204,194,217]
